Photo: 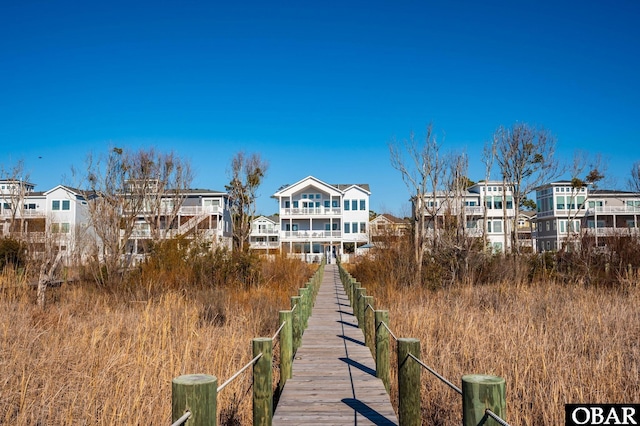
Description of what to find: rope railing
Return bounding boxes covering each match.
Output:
[272,320,286,340]
[336,262,510,426]
[217,352,263,393]
[169,411,191,426]
[171,260,325,426]
[377,318,398,341]
[486,408,513,426]
[408,353,462,395]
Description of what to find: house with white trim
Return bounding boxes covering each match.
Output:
[272,176,371,262]
[124,188,233,258]
[535,181,640,251]
[249,215,279,252]
[414,181,517,253]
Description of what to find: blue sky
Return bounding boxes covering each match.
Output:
[2,1,639,216]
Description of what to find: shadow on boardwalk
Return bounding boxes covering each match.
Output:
[272,264,398,425]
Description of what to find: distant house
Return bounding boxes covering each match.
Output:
[249,215,280,252]
[414,181,516,253]
[369,213,410,246]
[123,187,233,260]
[272,176,371,262]
[535,181,640,251]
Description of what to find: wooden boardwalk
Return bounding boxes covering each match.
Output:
[273,264,398,425]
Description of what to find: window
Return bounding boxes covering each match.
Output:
[344,223,350,233]
[344,200,350,211]
[506,197,513,209]
[332,223,339,231]
[360,222,366,233]
[293,201,299,208]
[352,222,358,233]
[52,200,60,210]
[52,223,69,233]
[556,196,565,210]
[325,223,331,231]
[324,200,330,208]
[351,200,357,211]
[302,194,307,199]
[487,221,492,233]
[485,197,492,209]
[493,220,502,233]
[315,194,321,199]
[546,221,550,231]
[284,201,290,208]
[553,220,556,231]
[360,199,366,210]
[493,198,502,209]
[332,200,339,208]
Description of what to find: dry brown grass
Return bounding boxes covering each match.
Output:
[352,267,640,425]
[0,256,313,425]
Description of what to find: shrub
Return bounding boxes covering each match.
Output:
[0,237,25,271]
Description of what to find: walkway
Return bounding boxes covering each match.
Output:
[273,264,398,425]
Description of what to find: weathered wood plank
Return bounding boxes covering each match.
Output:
[272,264,398,425]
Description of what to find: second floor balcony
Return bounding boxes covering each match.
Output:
[281,207,342,217]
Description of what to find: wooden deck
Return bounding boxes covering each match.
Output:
[273,264,398,425]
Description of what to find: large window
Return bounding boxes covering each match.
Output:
[52,200,60,210]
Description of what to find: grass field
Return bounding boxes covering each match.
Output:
[0,257,312,425]
[2,255,638,425]
[351,266,640,425]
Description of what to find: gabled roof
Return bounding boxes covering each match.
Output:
[333,183,371,193]
[252,215,278,224]
[371,213,407,224]
[43,184,84,196]
[273,176,370,197]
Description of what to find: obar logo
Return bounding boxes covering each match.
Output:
[566,405,639,425]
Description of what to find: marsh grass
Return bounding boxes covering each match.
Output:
[0,255,312,425]
[350,264,640,425]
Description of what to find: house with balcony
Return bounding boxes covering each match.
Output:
[125,188,232,259]
[249,215,280,253]
[1,180,93,262]
[272,176,370,262]
[369,213,410,246]
[535,181,640,251]
[414,181,517,253]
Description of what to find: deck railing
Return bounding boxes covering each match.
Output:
[338,263,511,426]
[170,260,324,426]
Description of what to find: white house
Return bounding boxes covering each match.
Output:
[249,215,279,252]
[414,181,517,253]
[535,181,640,251]
[272,176,371,262]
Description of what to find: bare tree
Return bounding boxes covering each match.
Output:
[74,147,195,285]
[225,152,268,252]
[389,124,445,286]
[129,148,193,242]
[493,123,560,253]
